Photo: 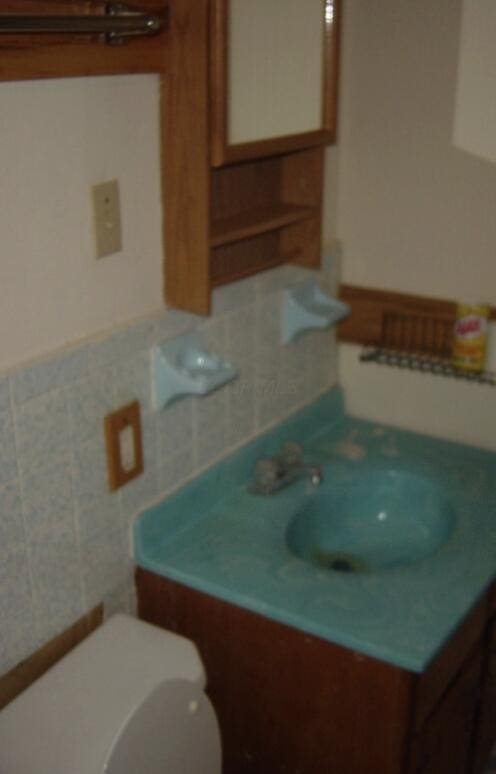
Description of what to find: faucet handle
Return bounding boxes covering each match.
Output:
[280,441,303,465]
[253,457,285,489]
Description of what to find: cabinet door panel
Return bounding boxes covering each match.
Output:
[228,0,324,145]
[410,650,482,774]
[470,647,496,773]
[210,0,340,165]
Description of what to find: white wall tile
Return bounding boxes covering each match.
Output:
[158,447,195,496]
[0,377,11,413]
[15,391,72,475]
[113,349,152,413]
[29,522,83,644]
[67,369,115,446]
[0,480,24,547]
[21,456,75,535]
[194,390,229,469]
[11,347,88,406]
[156,398,194,463]
[80,528,132,610]
[0,409,18,486]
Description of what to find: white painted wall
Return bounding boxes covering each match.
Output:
[339,345,496,450]
[0,75,163,371]
[454,0,496,165]
[333,0,496,448]
[336,0,496,303]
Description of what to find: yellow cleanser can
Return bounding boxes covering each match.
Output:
[452,303,489,372]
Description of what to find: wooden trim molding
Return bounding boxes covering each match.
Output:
[337,284,496,347]
[209,0,228,167]
[322,0,341,141]
[216,129,334,167]
[0,604,103,710]
[163,0,211,314]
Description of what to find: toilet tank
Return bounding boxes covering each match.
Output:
[0,614,221,774]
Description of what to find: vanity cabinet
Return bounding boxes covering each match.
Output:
[136,567,496,774]
[164,0,340,314]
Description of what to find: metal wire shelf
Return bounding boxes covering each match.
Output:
[360,346,496,386]
[359,310,496,387]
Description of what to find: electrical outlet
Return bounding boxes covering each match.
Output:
[92,179,122,259]
[104,401,143,491]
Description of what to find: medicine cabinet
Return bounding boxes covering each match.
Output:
[164,0,341,315]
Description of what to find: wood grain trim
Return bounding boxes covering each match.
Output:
[322,0,341,140]
[487,579,496,618]
[338,284,496,347]
[217,128,334,167]
[0,1,168,81]
[163,0,211,314]
[0,604,103,711]
[209,0,228,167]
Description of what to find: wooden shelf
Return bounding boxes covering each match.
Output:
[211,250,299,288]
[210,203,315,248]
[211,255,286,288]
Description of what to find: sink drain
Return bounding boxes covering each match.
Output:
[313,550,368,573]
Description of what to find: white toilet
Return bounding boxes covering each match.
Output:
[0,614,222,774]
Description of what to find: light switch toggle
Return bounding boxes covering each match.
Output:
[92,179,122,259]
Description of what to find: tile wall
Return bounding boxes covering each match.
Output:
[0,257,339,675]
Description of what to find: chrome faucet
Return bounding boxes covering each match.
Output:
[250,441,322,495]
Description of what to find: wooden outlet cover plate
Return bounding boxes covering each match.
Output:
[104,400,144,491]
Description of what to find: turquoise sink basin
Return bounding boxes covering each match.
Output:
[286,468,457,572]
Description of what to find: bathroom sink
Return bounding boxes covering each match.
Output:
[286,468,456,573]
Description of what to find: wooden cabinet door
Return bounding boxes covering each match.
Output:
[409,650,482,774]
[210,0,340,166]
[470,623,496,773]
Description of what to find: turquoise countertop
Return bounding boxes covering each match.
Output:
[134,388,496,673]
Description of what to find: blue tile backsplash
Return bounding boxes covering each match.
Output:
[0,260,339,675]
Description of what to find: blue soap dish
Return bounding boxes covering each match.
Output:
[152,332,238,409]
[281,280,350,344]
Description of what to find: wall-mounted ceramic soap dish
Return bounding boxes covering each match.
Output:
[152,332,238,409]
[281,280,350,344]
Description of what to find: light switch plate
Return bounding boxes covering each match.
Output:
[92,179,122,259]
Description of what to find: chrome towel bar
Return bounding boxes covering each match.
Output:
[0,3,166,44]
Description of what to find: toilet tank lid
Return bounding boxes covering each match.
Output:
[0,614,207,774]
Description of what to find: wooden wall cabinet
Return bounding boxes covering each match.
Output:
[164,0,340,315]
[136,567,496,774]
